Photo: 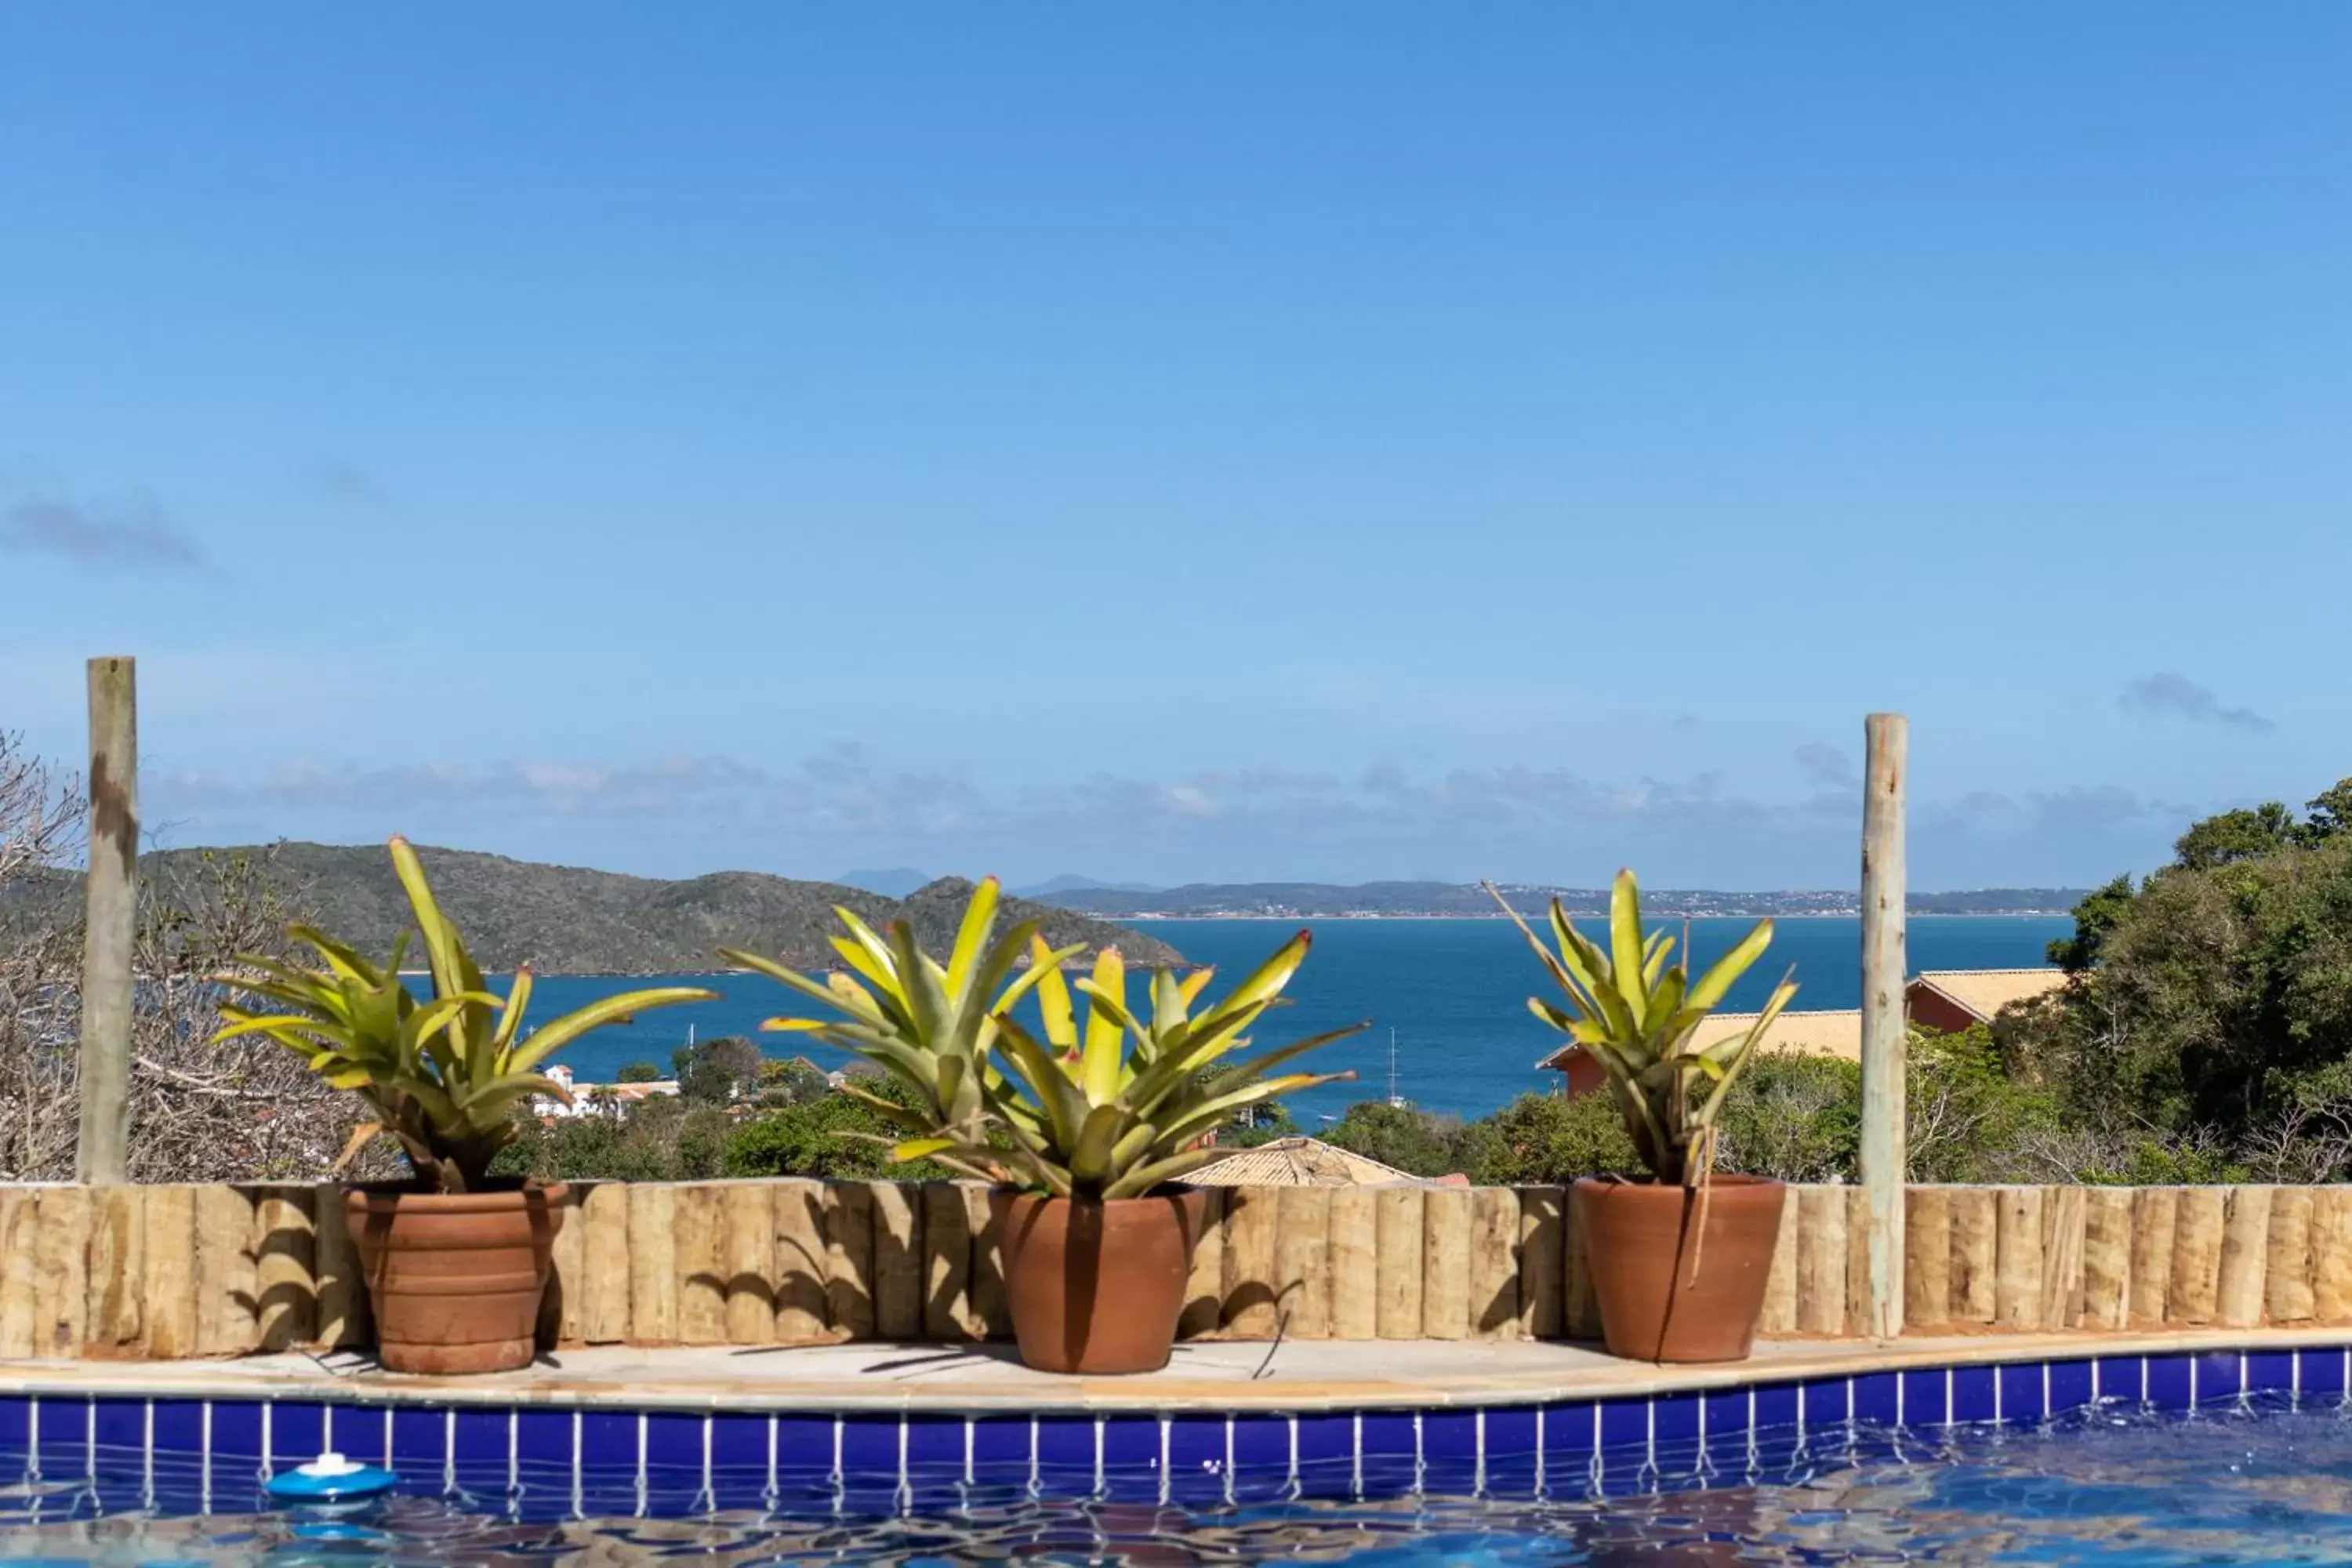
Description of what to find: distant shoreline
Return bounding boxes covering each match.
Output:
[1108,910,2076,922]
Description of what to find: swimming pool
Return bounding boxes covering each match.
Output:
[2,1349,2349,1563]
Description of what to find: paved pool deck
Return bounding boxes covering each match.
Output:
[2,1327,2343,1414]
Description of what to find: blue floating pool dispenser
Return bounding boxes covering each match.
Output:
[267,1452,399,1505]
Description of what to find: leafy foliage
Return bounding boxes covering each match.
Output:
[212,837,713,1191]
[725,878,1361,1200]
[1490,869,1795,1185]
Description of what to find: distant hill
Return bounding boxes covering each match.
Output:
[1012,873,1163,898]
[1032,880,2089,919]
[82,844,1185,975]
[830,867,934,898]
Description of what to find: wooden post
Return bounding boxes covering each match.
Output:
[545,1185,588,1348]
[1276,1187,1332,1338]
[627,1184,678,1344]
[1221,1187,1281,1338]
[78,655,137,1185]
[921,1184,975,1341]
[1330,1188,1378,1341]
[87,1185,146,1352]
[252,1187,317,1352]
[724,1184,779,1345]
[1420,1186,1472,1341]
[194,1185,256,1356]
[2169,1186,2227,1327]
[823,1181,877,1339]
[31,1187,91,1357]
[1514,1185,1565,1339]
[2216,1185,2272,1328]
[964,1185,1008,1339]
[2040,1185,2087,1329]
[580,1182,632,1344]
[140,1185,197,1358]
[772,1180,831,1341]
[1948,1186,1998,1324]
[311,1181,367,1350]
[1177,1187,1225,1340]
[1760,1185,1801,1334]
[2314,1188,2352,1323]
[2266,1186,2314,1324]
[2129,1186,2178,1326]
[1796,1185,1848,1335]
[871,1181,924,1340]
[1994,1185,2045,1330]
[1858,712,1907,1339]
[1374,1187,1425,1338]
[1904,1186,1951,1330]
[2081,1187,2133,1331]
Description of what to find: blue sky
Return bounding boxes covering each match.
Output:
[3,5,2347,890]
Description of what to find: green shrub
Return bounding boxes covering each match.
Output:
[1464,1091,1639,1185]
[615,1062,662,1084]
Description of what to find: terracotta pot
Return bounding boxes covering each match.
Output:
[1575,1174,1784,1363]
[346,1181,567,1374]
[990,1187,1207,1374]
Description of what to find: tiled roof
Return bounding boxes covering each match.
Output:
[1186,1136,1425,1188]
[1907,967,2068,1024]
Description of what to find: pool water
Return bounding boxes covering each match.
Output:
[3,1395,2351,1564]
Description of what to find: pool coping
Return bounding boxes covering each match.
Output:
[2,1327,2344,1416]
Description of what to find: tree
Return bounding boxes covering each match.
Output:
[2173,802,2296,871]
[2047,873,2137,973]
[723,1080,951,1181]
[1322,1102,1486,1178]
[1463,1092,1635,1185]
[615,1062,662,1084]
[674,1036,766,1105]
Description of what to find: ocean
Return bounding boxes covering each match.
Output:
[510,915,2069,1125]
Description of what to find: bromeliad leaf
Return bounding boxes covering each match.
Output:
[211,837,713,1193]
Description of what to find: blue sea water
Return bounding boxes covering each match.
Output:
[513,915,2067,1123]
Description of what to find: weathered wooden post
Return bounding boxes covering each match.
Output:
[1858,711,1907,1338]
[77,656,138,1185]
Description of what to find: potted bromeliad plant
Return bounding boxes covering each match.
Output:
[722,877,1361,1374]
[1489,869,1796,1363]
[213,837,713,1374]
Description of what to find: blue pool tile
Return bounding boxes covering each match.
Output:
[1228,1413,1290,1483]
[1851,1372,1899,1425]
[1102,1417,1165,1501]
[710,1411,772,1475]
[1997,1363,2042,1422]
[1700,1388,1750,1447]
[1539,1402,1595,1467]
[962,1417,1025,1477]
[1650,1392,1700,1447]
[643,1411,703,1474]
[2094,1356,2144,1406]
[389,1405,445,1467]
[1161,1417,1228,1498]
[837,1416,902,1482]
[151,1399,203,1461]
[2197,1350,2244,1404]
[210,1400,264,1460]
[93,1398,146,1457]
[2049,1359,2095,1416]
[269,1403,327,1465]
[0,1396,25,1451]
[2245,1351,2294,1399]
[901,1415,964,1479]
[36,1396,91,1475]
[1751,1382,1800,1433]
[2300,1347,2349,1401]
[1597,1398,1649,1455]
[1951,1365,1998,1423]
[577,1409,638,1472]
[452,1406,509,1468]
[1482,1406,1538,1463]
[1900,1368,1948,1425]
[2145,1354,2193,1411]
[514,1407,574,1469]
[1801,1377,1851,1428]
[1355,1410,1415,1463]
[1417,1410,1478,1466]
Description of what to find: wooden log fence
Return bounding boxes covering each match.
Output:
[5,1181,2352,1359]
